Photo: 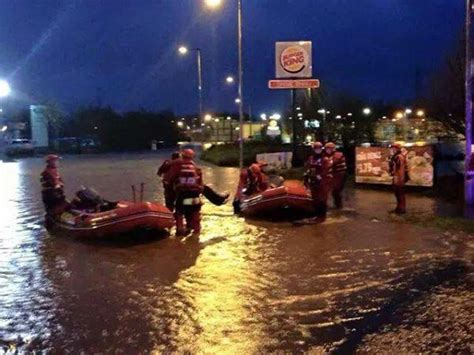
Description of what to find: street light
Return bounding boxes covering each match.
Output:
[205,0,222,7]
[204,114,212,122]
[363,107,371,115]
[0,80,11,98]
[235,98,241,104]
[226,76,235,84]
[178,46,203,124]
[270,113,281,120]
[405,108,412,115]
[206,0,244,169]
[260,113,267,121]
[416,110,425,117]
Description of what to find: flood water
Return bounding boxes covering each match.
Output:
[0,152,469,353]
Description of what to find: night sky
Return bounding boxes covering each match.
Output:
[0,0,464,116]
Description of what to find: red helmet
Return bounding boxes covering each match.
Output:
[325,142,336,149]
[249,163,261,174]
[312,141,323,149]
[45,154,60,163]
[182,149,195,159]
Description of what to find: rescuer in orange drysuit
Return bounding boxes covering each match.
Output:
[389,143,408,214]
[40,154,68,216]
[233,161,269,213]
[324,142,347,209]
[304,142,332,221]
[165,149,204,235]
[157,151,181,211]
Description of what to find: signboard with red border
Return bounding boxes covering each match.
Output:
[268,79,320,89]
[355,146,434,187]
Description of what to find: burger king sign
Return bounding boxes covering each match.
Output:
[276,41,312,79]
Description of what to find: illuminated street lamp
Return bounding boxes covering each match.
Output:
[270,113,281,120]
[395,112,404,119]
[205,0,222,7]
[0,80,11,98]
[260,113,267,121]
[363,107,371,115]
[204,114,212,122]
[235,98,241,104]
[178,46,203,123]
[416,110,425,117]
[405,108,412,115]
[206,0,244,169]
[226,76,235,84]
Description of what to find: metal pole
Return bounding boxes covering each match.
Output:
[197,49,203,125]
[238,0,244,169]
[465,0,474,205]
[291,89,298,166]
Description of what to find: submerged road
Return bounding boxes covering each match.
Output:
[0,152,471,353]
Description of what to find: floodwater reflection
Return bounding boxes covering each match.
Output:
[0,153,468,352]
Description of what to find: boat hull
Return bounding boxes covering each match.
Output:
[47,201,174,238]
[240,183,314,217]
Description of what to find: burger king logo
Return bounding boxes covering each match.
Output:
[280,45,308,74]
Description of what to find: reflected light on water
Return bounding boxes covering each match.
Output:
[170,207,268,353]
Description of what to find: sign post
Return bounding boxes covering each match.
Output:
[269,41,317,166]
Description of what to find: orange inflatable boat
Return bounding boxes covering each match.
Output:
[239,180,314,216]
[46,201,174,238]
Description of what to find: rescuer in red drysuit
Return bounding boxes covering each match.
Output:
[233,161,269,213]
[389,143,408,214]
[324,142,347,209]
[165,149,204,235]
[157,151,181,211]
[40,154,68,216]
[304,142,332,221]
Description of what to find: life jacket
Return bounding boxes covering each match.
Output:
[390,153,409,183]
[326,151,347,176]
[306,154,331,186]
[173,160,203,194]
[40,167,64,191]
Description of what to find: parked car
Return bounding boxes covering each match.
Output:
[5,139,35,157]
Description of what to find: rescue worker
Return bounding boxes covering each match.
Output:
[233,161,269,213]
[304,142,332,221]
[165,149,204,235]
[324,142,347,209]
[157,152,181,211]
[389,143,407,214]
[40,154,68,216]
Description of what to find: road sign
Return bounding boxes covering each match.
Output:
[268,79,320,89]
[276,41,312,78]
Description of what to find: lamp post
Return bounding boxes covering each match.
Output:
[465,0,474,205]
[178,46,203,124]
[206,0,244,169]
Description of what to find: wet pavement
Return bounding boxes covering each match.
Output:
[0,152,472,353]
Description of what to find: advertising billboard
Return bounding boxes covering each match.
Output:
[356,146,434,187]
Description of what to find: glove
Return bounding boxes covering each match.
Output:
[233,199,241,214]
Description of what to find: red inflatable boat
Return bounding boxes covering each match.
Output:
[46,201,174,238]
[240,180,314,216]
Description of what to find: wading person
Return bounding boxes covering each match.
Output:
[233,161,269,213]
[305,142,332,222]
[157,151,181,211]
[389,143,407,214]
[166,149,204,235]
[40,155,68,216]
[324,142,347,209]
